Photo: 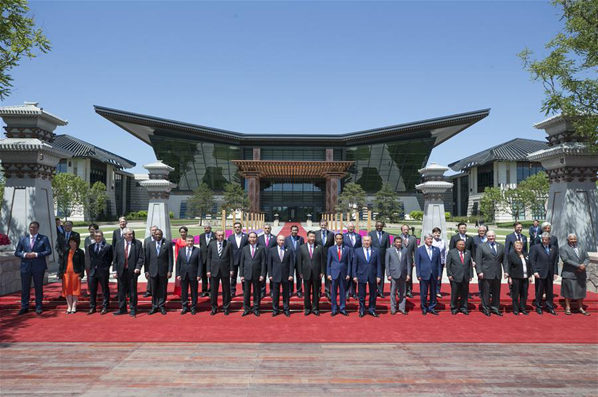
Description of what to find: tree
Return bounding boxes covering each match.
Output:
[479,187,504,222]
[52,173,87,220]
[187,183,214,225]
[519,0,598,152]
[85,181,108,221]
[373,183,404,223]
[336,182,366,215]
[518,171,549,218]
[0,0,52,100]
[222,183,249,213]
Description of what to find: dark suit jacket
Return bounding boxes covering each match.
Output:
[228,233,248,267]
[398,234,417,265]
[88,242,114,278]
[449,233,474,252]
[385,246,410,279]
[414,245,442,280]
[144,239,174,277]
[506,250,530,279]
[285,235,304,269]
[176,246,201,280]
[298,243,324,280]
[528,244,558,278]
[207,240,233,278]
[352,247,382,283]
[445,248,473,283]
[505,232,529,254]
[56,231,81,254]
[475,242,506,280]
[326,245,352,280]
[15,234,52,273]
[529,226,541,245]
[57,248,85,279]
[533,234,558,249]
[112,239,145,277]
[239,244,266,281]
[199,232,216,266]
[268,246,293,283]
[368,230,391,264]
[257,233,277,275]
[315,229,335,265]
[471,235,487,261]
[342,232,362,249]
[112,228,135,246]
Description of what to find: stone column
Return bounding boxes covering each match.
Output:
[245,173,260,213]
[0,102,70,266]
[529,115,598,253]
[140,161,176,242]
[415,163,453,242]
[325,172,343,213]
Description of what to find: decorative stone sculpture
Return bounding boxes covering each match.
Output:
[416,163,453,242]
[140,161,176,242]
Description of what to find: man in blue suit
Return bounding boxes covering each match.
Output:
[327,233,352,316]
[352,235,382,317]
[15,221,52,315]
[505,222,528,254]
[415,234,442,315]
[342,222,361,300]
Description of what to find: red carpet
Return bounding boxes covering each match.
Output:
[277,222,307,238]
[1,282,597,344]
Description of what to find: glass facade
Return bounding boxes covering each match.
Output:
[477,164,494,192]
[260,180,327,221]
[517,162,544,183]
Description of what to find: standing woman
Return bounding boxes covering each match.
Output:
[560,234,590,316]
[507,241,532,315]
[431,227,447,299]
[173,226,189,297]
[58,237,85,314]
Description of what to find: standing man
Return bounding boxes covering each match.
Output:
[505,222,528,254]
[285,225,304,298]
[268,235,293,317]
[529,220,541,246]
[475,230,507,317]
[56,217,64,235]
[534,222,559,248]
[87,230,113,315]
[257,224,277,299]
[142,225,158,298]
[55,221,80,265]
[298,231,324,316]
[352,235,382,317]
[176,235,202,315]
[239,232,266,317]
[228,222,248,297]
[342,222,361,300]
[385,236,410,315]
[207,230,233,315]
[199,225,215,297]
[415,234,442,316]
[446,239,473,315]
[315,220,335,300]
[471,225,488,297]
[327,233,352,316]
[529,232,559,316]
[399,224,416,298]
[112,228,144,317]
[449,222,474,252]
[15,221,52,315]
[369,221,390,298]
[112,216,135,246]
[144,229,173,315]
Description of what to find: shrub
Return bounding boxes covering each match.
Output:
[409,210,423,221]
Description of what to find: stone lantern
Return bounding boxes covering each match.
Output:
[140,161,176,242]
[416,163,453,242]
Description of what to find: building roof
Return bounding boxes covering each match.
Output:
[233,160,354,179]
[94,105,490,148]
[0,102,68,126]
[53,134,135,169]
[448,138,548,172]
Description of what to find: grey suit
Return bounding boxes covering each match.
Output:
[385,247,410,312]
[475,242,507,313]
[559,244,589,300]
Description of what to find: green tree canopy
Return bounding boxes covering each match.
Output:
[187,183,214,225]
[85,181,108,221]
[374,183,404,223]
[52,173,87,220]
[222,183,249,213]
[336,182,366,214]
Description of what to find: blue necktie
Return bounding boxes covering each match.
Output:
[545,246,549,255]
[366,249,370,262]
[490,243,496,255]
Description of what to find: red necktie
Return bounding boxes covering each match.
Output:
[460,251,464,264]
[251,245,255,258]
[338,246,342,260]
[266,235,269,245]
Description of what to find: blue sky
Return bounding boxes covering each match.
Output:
[4,1,563,174]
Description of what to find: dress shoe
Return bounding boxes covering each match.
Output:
[242,310,250,317]
[17,308,28,315]
[210,309,217,316]
[297,292,303,299]
[160,308,167,315]
[331,311,337,317]
[313,310,320,316]
[513,311,520,316]
[359,312,365,318]
[191,308,196,315]
[224,310,230,316]
[492,310,503,317]
[143,292,151,297]
[272,311,278,317]
[201,292,209,297]
[376,291,383,298]
[35,309,43,315]
[130,311,136,318]
[422,310,427,316]
[436,293,442,299]
[536,308,543,315]
[406,292,413,298]
[483,310,491,317]
[284,310,290,317]
[369,312,379,318]
[148,308,158,315]
[399,310,408,315]
[391,310,397,315]
[100,308,108,315]
[429,310,439,316]
[451,310,458,315]
[548,309,558,316]
[181,307,189,315]
[87,308,96,315]
[460,309,469,316]
[340,311,349,316]
[113,311,127,316]
[253,310,260,317]
[304,310,310,316]
[521,310,529,316]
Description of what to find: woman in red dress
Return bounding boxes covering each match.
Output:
[173,226,188,297]
[58,237,85,314]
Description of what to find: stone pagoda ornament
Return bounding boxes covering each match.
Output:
[416,163,453,242]
[140,160,176,242]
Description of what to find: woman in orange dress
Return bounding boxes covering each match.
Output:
[58,237,85,314]
[173,226,189,297]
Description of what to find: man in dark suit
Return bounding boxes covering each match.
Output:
[446,240,473,315]
[352,235,382,317]
[268,235,293,317]
[471,225,488,297]
[15,221,52,315]
[529,232,559,316]
[385,236,411,315]
[369,221,390,298]
[533,222,559,248]
[399,224,417,298]
[298,231,325,316]
[228,222,248,297]
[176,235,202,315]
[257,224,277,299]
[55,220,80,265]
[199,225,215,297]
[112,216,135,246]
[449,222,474,252]
[505,222,528,254]
[529,220,541,246]
[55,217,64,235]
[87,230,114,315]
[207,230,233,315]
[327,233,352,316]
[285,225,304,298]
[415,234,442,316]
[475,230,507,316]
[315,220,335,300]
[144,229,173,315]
[142,225,158,298]
[112,228,144,317]
[239,232,266,317]
[342,222,361,300]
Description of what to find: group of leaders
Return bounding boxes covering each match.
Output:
[15,217,591,318]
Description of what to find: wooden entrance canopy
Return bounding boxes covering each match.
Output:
[232,160,354,179]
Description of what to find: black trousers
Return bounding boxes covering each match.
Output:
[406,265,414,294]
[481,278,501,312]
[289,265,303,297]
[117,271,138,312]
[450,280,469,311]
[230,266,245,295]
[303,276,321,312]
[200,262,210,293]
[345,278,357,298]
[377,261,387,295]
[243,278,261,312]
[150,275,168,310]
[20,269,45,310]
[511,278,529,312]
[358,279,378,314]
[210,274,231,311]
[271,281,290,312]
[89,272,110,309]
[324,277,331,296]
[181,277,198,309]
[535,276,555,310]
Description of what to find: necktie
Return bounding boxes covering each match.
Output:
[266,235,270,246]
[186,248,191,262]
[517,234,521,241]
[218,242,222,256]
[350,234,355,246]
[309,245,313,259]
[545,246,550,255]
[206,234,211,245]
[292,238,297,249]
[125,242,130,269]
[366,248,370,262]
[403,235,409,246]
[338,246,342,260]
[490,243,496,255]
[461,234,466,241]
[30,236,34,249]
[279,247,284,262]
[396,248,401,263]
[96,243,100,254]
[573,245,579,256]
[460,251,464,264]
[378,232,382,244]
[322,231,326,242]
[428,247,432,260]
[156,242,161,254]
[251,245,255,258]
